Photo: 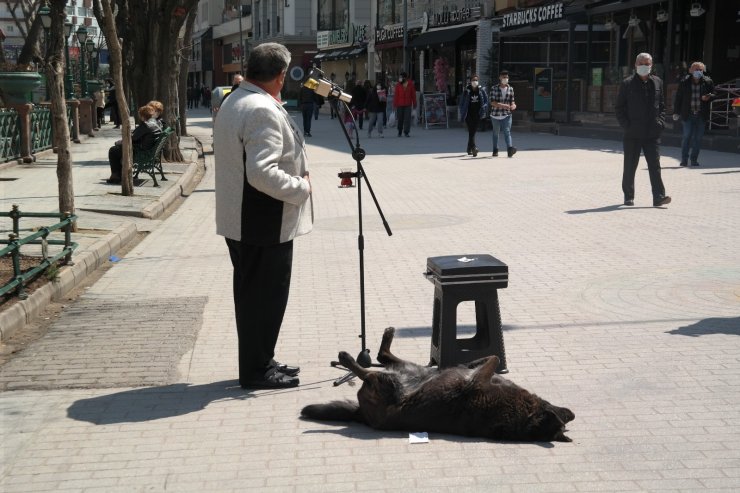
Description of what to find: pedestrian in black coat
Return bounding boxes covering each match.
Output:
[615,52,671,208]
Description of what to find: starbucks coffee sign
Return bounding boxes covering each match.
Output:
[502,2,564,29]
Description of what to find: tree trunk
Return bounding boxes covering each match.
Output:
[178,9,196,137]
[47,0,75,230]
[16,3,44,66]
[125,0,197,161]
[94,1,198,163]
[97,0,134,196]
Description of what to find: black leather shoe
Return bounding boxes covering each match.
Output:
[241,367,299,389]
[624,199,634,206]
[679,161,688,167]
[271,360,300,376]
[507,146,517,158]
[492,149,499,157]
[653,196,672,207]
[466,148,472,155]
[472,147,479,157]
[691,162,700,167]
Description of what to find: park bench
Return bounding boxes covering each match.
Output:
[133,126,174,187]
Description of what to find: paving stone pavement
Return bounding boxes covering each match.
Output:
[1,109,739,492]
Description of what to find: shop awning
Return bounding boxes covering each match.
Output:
[408,25,475,48]
[314,46,367,62]
[344,46,367,58]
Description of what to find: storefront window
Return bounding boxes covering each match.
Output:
[378,0,403,26]
[501,29,611,83]
[318,0,349,31]
[424,46,455,97]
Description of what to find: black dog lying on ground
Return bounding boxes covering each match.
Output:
[302,327,574,442]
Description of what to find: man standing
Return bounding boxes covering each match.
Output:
[299,82,315,137]
[459,74,489,157]
[489,70,517,157]
[393,72,416,137]
[214,43,313,389]
[615,53,671,207]
[673,61,715,167]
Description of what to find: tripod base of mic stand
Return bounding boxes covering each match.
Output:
[330,348,382,386]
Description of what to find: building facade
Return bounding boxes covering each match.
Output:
[193,0,737,118]
[494,0,738,118]
[1,0,103,68]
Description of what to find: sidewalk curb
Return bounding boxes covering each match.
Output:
[141,159,199,219]
[0,223,138,343]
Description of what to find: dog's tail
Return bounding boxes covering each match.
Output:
[301,400,363,422]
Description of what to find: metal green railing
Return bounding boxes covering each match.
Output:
[0,205,78,299]
[0,108,21,163]
[30,106,53,153]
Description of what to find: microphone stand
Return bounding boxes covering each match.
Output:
[328,97,393,386]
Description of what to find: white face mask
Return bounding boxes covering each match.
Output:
[500,78,509,85]
[636,65,651,76]
[471,81,479,88]
[377,85,381,90]
[692,70,703,79]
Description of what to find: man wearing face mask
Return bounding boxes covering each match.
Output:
[615,53,671,207]
[672,61,715,167]
[489,70,517,157]
[459,75,489,157]
[393,72,417,137]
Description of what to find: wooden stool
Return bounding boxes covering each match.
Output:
[425,254,508,372]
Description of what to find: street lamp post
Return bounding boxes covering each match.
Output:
[63,22,75,99]
[91,46,99,79]
[85,39,95,80]
[76,26,88,98]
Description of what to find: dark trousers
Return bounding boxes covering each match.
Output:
[96,107,104,127]
[301,103,314,134]
[622,137,665,201]
[396,106,412,136]
[466,115,480,151]
[109,104,121,126]
[225,238,293,384]
[108,143,122,178]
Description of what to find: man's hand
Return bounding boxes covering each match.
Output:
[672,114,680,121]
[510,102,517,111]
[303,172,311,194]
[701,94,711,102]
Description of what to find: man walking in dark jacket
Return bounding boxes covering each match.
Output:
[615,53,671,207]
[672,61,715,167]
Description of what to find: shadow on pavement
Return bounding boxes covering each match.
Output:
[67,380,247,424]
[565,204,656,214]
[394,324,515,339]
[299,422,556,447]
[67,379,332,424]
[666,316,740,337]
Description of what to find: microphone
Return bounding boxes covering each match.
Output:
[303,68,352,103]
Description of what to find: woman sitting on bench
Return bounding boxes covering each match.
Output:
[107,103,163,184]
